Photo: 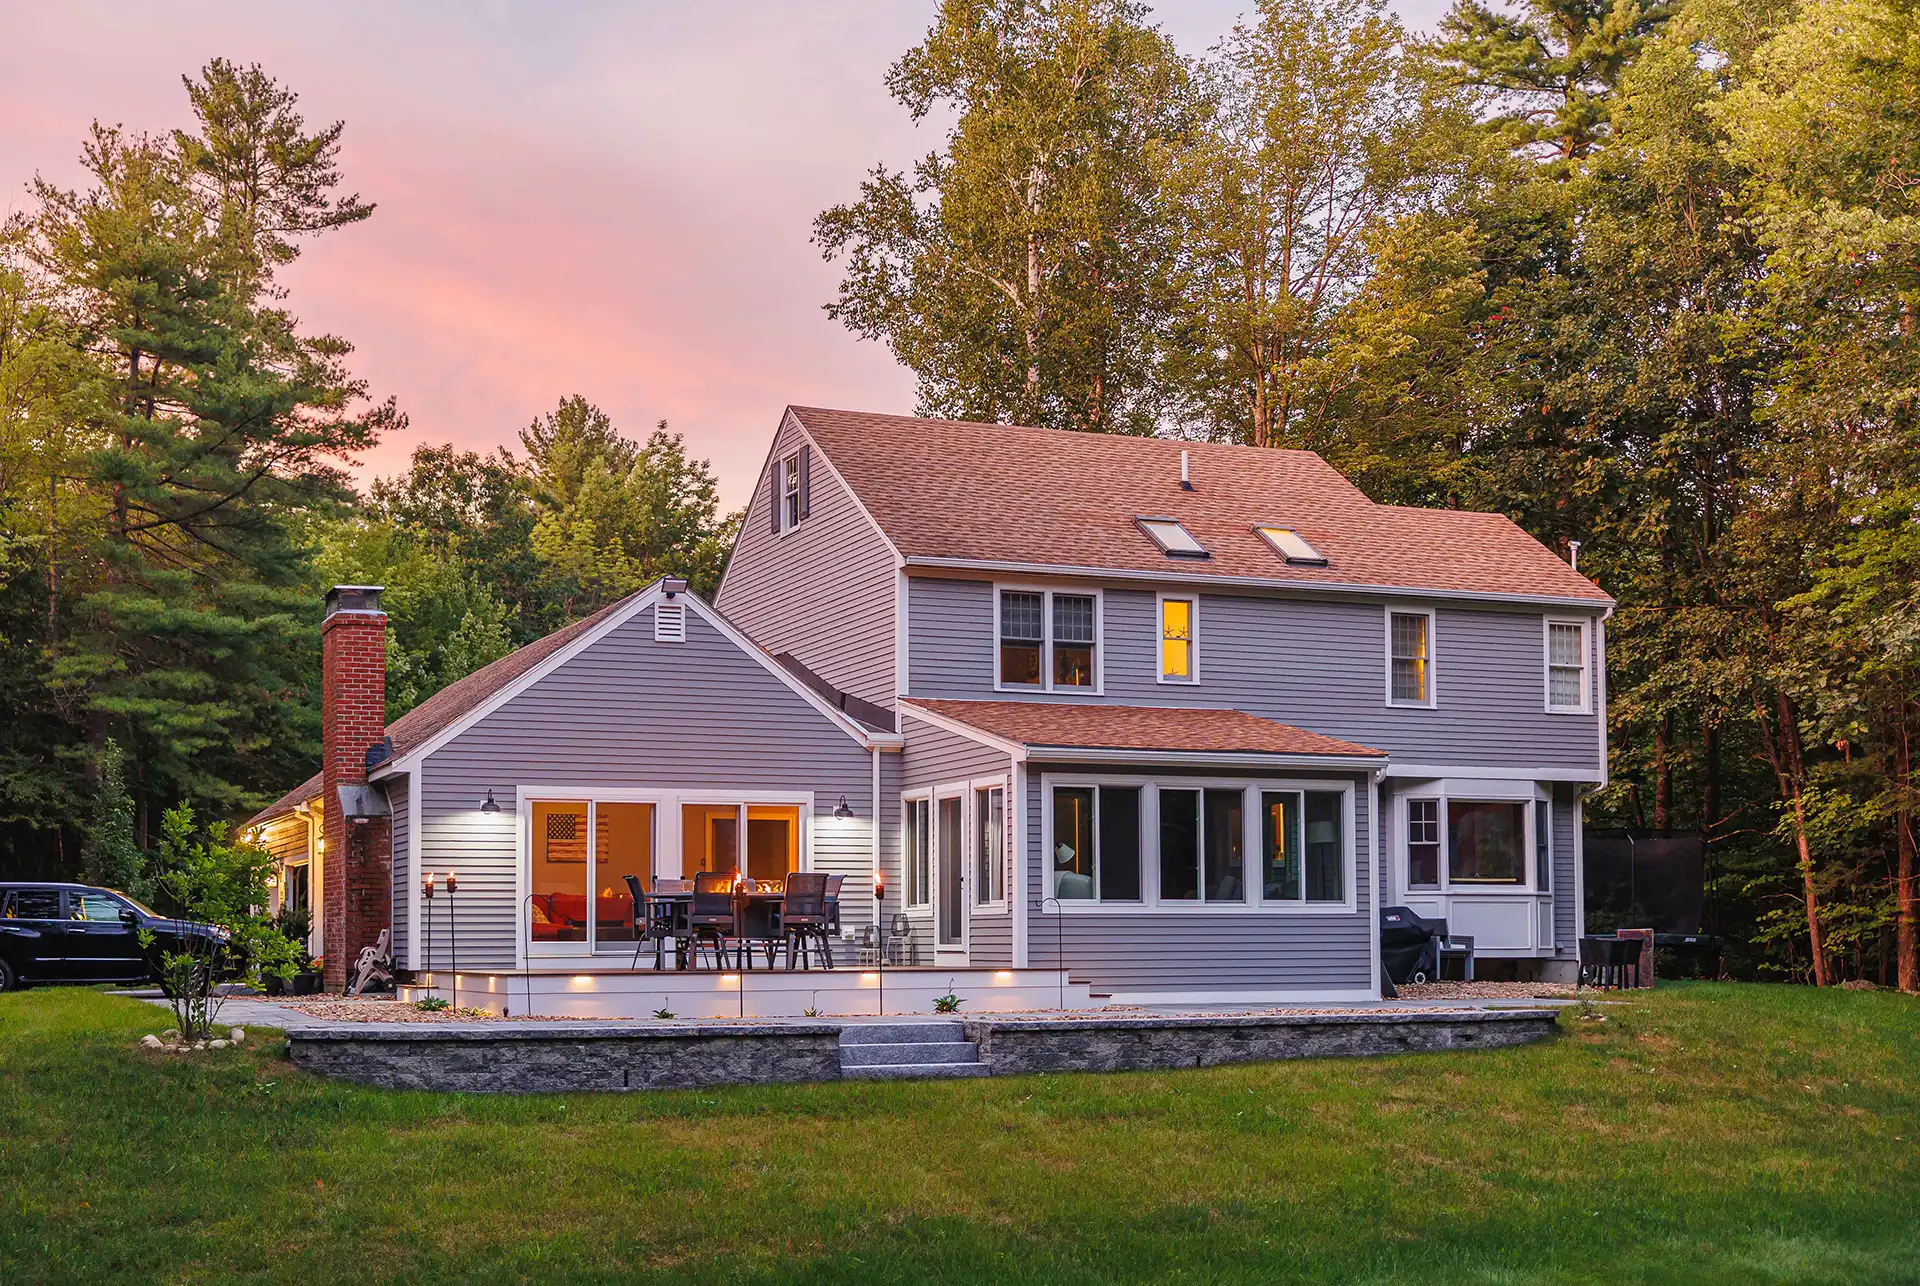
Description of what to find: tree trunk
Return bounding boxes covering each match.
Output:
[1896,705,1917,993]
[1762,689,1831,986]
[1654,713,1672,830]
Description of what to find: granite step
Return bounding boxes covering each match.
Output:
[837,1021,984,1080]
[840,1040,980,1069]
[841,1060,992,1080]
[838,1021,968,1045]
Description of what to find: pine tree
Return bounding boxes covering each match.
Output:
[81,739,144,894]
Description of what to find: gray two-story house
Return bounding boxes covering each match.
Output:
[716,407,1611,1002]
[254,405,1608,1008]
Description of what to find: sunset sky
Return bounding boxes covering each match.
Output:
[2,0,1449,508]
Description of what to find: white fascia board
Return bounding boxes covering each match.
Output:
[901,556,1615,612]
[1029,746,1385,772]
[1385,763,1602,783]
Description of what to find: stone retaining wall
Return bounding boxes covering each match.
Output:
[963,1009,1557,1076]
[284,1009,1558,1093]
[287,1022,843,1092]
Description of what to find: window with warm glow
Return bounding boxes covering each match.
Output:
[529,800,590,944]
[592,802,653,944]
[1389,611,1432,705]
[1160,596,1194,681]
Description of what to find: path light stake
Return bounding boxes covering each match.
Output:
[421,872,436,998]
[445,870,458,1012]
[873,878,886,1018]
[1042,896,1064,1011]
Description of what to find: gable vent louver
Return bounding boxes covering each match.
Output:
[655,601,687,643]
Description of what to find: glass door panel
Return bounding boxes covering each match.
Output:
[745,805,800,884]
[530,800,589,946]
[682,803,742,878]
[937,795,964,947]
[594,802,654,946]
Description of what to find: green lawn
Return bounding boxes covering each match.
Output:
[0,986,1915,1284]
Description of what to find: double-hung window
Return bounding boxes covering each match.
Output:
[1545,619,1590,712]
[998,588,1099,690]
[1159,595,1196,683]
[974,785,1006,906]
[1406,798,1441,888]
[781,453,802,531]
[1387,609,1434,706]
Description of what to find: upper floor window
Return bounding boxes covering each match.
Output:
[1159,595,1195,683]
[1545,619,1590,712]
[1387,609,1434,706]
[781,453,802,531]
[998,587,1098,690]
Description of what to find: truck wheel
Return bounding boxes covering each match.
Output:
[0,957,16,992]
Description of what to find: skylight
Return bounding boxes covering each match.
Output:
[1256,525,1327,566]
[1138,517,1209,559]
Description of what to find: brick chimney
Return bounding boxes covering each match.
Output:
[320,585,391,991]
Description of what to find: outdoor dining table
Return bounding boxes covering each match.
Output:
[644,887,787,969]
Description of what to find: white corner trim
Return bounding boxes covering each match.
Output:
[406,764,423,972]
[1012,756,1029,968]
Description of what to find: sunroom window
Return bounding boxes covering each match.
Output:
[1050,785,1140,901]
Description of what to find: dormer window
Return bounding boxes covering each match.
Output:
[1256,525,1326,565]
[1138,517,1208,558]
[782,454,802,530]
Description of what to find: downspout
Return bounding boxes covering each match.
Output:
[871,746,882,931]
[1369,764,1387,999]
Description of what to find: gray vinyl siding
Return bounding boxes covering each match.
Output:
[899,714,1016,967]
[386,776,410,964]
[715,411,900,707]
[908,576,1604,777]
[414,602,874,970]
[1022,765,1376,994]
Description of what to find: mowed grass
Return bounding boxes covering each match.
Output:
[0,985,1915,1284]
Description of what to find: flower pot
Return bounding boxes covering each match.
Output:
[262,974,286,996]
[290,970,323,996]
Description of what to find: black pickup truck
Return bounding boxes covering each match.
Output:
[0,882,227,991]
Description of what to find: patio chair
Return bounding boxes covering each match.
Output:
[1578,936,1639,989]
[824,873,845,935]
[624,874,680,971]
[781,872,834,970]
[687,872,735,970]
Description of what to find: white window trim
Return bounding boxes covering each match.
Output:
[1155,591,1199,685]
[513,786,813,964]
[971,774,1011,913]
[1384,605,1438,709]
[901,789,933,909]
[779,453,802,536]
[1039,773,1357,915]
[1542,616,1592,714]
[993,583,1104,695]
[1395,783,1551,897]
